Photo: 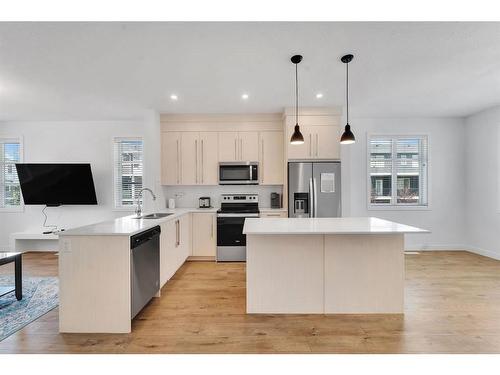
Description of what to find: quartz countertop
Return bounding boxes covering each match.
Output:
[58,208,218,237]
[243,217,429,235]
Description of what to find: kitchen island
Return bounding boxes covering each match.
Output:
[243,217,428,314]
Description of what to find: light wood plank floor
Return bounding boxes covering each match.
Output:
[1,251,500,353]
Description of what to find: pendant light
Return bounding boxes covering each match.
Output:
[290,54,304,145]
[340,54,355,144]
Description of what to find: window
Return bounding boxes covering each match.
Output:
[368,135,428,208]
[0,138,22,209]
[113,138,143,208]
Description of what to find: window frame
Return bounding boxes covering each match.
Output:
[366,133,431,211]
[112,137,145,211]
[0,136,24,212]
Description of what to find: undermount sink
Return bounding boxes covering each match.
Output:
[134,213,173,219]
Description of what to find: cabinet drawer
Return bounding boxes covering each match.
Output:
[260,211,288,218]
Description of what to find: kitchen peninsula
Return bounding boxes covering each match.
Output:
[243,217,428,314]
[57,208,216,333]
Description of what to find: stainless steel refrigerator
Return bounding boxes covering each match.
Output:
[288,161,341,218]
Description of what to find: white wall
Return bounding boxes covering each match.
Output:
[464,106,500,259]
[0,112,163,249]
[342,117,466,250]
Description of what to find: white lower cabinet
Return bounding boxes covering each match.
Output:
[160,214,191,287]
[191,212,216,257]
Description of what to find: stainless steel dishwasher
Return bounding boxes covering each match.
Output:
[130,226,161,318]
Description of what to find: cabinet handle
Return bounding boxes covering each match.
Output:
[211,216,214,238]
[175,220,180,247]
[261,138,264,183]
[315,133,319,157]
[240,138,243,160]
[201,139,204,184]
[176,139,180,184]
[309,134,312,157]
[266,214,282,217]
[195,139,198,184]
[234,139,237,160]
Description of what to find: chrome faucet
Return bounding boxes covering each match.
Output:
[135,188,157,217]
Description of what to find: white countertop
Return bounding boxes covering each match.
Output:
[243,217,429,235]
[58,208,217,237]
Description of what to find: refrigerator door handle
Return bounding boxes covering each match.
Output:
[309,177,314,218]
[313,177,318,218]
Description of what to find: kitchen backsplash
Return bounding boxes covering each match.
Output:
[162,185,283,208]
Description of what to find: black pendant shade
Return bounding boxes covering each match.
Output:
[340,54,355,145]
[340,124,355,144]
[290,124,304,144]
[290,54,304,145]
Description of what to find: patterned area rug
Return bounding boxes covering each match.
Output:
[0,276,58,341]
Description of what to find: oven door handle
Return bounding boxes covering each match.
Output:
[217,213,260,218]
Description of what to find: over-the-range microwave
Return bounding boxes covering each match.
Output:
[218,162,259,185]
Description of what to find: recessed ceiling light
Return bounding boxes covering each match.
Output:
[170,94,178,101]
[316,93,324,99]
[241,93,249,100]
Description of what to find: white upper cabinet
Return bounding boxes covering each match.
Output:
[180,132,199,185]
[259,131,284,185]
[162,131,218,185]
[218,131,259,162]
[285,108,342,160]
[199,132,218,185]
[161,132,181,185]
[286,125,314,159]
[240,131,259,161]
[218,132,239,162]
[314,125,340,160]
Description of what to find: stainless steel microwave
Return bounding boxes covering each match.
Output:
[218,162,259,185]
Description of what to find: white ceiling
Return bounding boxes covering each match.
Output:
[0,22,500,120]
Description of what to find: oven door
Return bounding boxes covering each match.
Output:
[217,216,246,247]
[219,163,258,185]
[216,215,250,261]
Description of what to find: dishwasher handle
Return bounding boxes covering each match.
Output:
[131,226,161,249]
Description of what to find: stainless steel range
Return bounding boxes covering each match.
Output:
[216,194,259,262]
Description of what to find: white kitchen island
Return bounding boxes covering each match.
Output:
[243,217,428,314]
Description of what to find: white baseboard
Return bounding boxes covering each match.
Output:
[465,245,500,260]
[404,244,468,251]
[405,243,500,261]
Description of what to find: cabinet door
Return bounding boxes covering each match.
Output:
[239,131,259,161]
[313,126,340,159]
[218,132,239,162]
[192,213,216,256]
[260,211,288,218]
[287,126,313,160]
[260,131,284,185]
[161,132,181,185]
[160,220,177,285]
[178,214,191,265]
[199,132,218,185]
[180,132,199,185]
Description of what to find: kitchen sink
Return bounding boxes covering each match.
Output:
[134,213,173,219]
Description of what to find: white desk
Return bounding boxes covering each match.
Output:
[9,232,59,252]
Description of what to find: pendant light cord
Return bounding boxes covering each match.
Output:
[295,63,299,125]
[346,61,349,124]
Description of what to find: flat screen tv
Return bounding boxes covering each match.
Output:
[15,163,98,206]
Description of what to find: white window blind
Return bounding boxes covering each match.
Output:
[368,135,428,207]
[113,138,144,208]
[0,138,22,209]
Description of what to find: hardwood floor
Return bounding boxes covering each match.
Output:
[1,251,500,353]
